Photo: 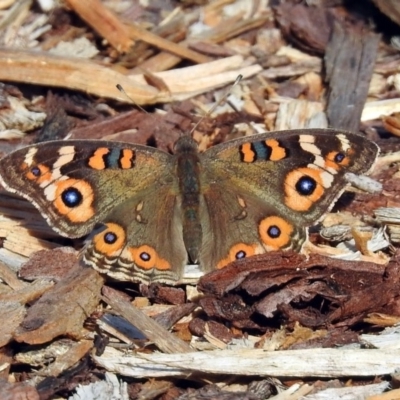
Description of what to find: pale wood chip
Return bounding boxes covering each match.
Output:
[93,347,400,378]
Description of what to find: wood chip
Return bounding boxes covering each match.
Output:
[102,286,193,354]
[14,266,103,344]
[94,346,400,378]
[325,23,380,131]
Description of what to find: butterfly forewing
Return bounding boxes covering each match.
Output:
[0,140,175,237]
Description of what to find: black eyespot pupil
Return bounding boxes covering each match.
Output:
[296,176,316,196]
[61,187,82,207]
[335,152,345,163]
[104,232,117,244]
[140,252,151,261]
[31,167,41,176]
[235,250,246,259]
[268,225,281,238]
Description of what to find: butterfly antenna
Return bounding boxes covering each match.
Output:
[189,74,243,136]
[116,84,148,114]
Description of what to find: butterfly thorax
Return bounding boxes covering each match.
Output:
[174,136,202,263]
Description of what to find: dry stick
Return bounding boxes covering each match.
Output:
[66,0,210,64]
[64,0,133,52]
[95,347,400,378]
[0,49,158,104]
[0,260,26,290]
[102,286,193,354]
[136,15,270,73]
[126,24,211,64]
[0,49,256,105]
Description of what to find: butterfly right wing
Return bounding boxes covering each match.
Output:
[198,129,379,271]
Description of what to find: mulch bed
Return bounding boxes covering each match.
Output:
[0,0,400,399]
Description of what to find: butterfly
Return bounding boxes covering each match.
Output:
[0,129,379,284]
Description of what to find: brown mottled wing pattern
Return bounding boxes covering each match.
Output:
[199,129,379,271]
[0,129,379,283]
[0,140,186,283]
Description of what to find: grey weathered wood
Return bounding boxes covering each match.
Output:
[325,23,380,131]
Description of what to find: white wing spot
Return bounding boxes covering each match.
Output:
[336,134,351,152]
[24,147,38,166]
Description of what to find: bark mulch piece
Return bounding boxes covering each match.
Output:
[197,252,400,330]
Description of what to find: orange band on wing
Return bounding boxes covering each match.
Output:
[265,139,286,161]
[88,148,110,170]
[120,149,135,169]
[240,143,256,163]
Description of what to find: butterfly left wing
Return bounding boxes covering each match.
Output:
[0,140,187,284]
[199,128,379,270]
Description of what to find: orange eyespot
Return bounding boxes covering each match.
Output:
[325,151,350,170]
[129,245,171,271]
[94,223,126,256]
[25,163,52,184]
[217,243,258,269]
[54,179,95,222]
[258,216,293,250]
[284,167,324,211]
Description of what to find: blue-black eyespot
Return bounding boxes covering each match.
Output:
[140,252,151,261]
[104,231,117,244]
[235,250,247,259]
[296,176,316,196]
[267,225,281,238]
[61,187,83,207]
[334,152,345,163]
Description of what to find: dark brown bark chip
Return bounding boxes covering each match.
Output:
[198,252,400,329]
[275,4,333,54]
[188,319,234,343]
[142,283,186,305]
[19,247,79,281]
[288,329,360,349]
[199,295,261,330]
[67,109,182,152]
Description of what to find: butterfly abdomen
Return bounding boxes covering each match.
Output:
[175,136,203,263]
